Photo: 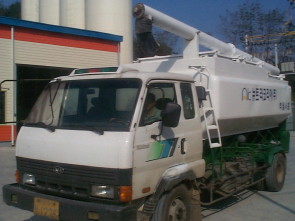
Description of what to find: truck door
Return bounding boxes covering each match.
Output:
[132,81,203,200]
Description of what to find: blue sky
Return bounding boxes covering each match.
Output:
[133,0,292,38]
[2,0,293,47]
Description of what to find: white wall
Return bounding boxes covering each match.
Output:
[21,0,39,22]
[85,0,133,64]
[60,0,85,29]
[39,0,60,25]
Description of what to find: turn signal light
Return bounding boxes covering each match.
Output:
[142,187,151,193]
[119,186,132,202]
[15,170,20,183]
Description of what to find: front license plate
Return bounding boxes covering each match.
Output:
[34,197,59,220]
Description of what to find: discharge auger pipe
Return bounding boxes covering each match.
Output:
[133,3,280,75]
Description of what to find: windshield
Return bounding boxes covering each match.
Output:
[25,79,142,132]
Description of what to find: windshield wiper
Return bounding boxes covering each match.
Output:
[25,122,56,132]
[66,124,104,135]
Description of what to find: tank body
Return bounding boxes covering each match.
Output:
[60,0,85,29]
[39,0,60,25]
[125,56,291,138]
[197,57,291,138]
[21,0,39,22]
[85,0,133,64]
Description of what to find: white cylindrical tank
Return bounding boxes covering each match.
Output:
[21,0,39,22]
[85,0,133,64]
[39,0,60,25]
[60,0,85,29]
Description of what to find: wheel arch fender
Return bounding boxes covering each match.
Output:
[142,167,198,215]
[159,170,196,193]
[267,147,286,164]
[155,162,203,196]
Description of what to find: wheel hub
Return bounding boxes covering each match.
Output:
[168,198,187,221]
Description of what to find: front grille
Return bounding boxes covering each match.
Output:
[18,158,117,184]
[17,157,132,202]
[35,179,89,198]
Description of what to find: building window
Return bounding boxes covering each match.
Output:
[0,92,5,123]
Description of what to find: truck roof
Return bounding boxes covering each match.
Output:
[54,65,195,84]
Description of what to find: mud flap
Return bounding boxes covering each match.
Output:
[190,188,202,221]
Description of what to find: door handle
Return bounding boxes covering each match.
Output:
[181,138,186,154]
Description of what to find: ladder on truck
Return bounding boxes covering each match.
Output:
[201,88,222,148]
[190,65,222,148]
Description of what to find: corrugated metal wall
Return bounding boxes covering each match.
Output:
[14,26,119,68]
[0,25,13,125]
[15,41,118,68]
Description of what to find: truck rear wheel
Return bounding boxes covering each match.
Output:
[265,153,286,192]
[151,184,201,221]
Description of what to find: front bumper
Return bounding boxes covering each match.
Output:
[3,183,137,221]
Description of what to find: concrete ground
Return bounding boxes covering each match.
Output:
[0,134,295,221]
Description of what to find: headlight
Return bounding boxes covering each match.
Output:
[91,185,115,199]
[22,173,36,185]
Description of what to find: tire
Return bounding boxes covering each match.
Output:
[151,184,199,221]
[265,153,286,192]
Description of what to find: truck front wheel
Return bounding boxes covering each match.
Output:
[151,184,201,221]
[265,153,286,192]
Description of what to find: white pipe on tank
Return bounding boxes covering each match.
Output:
[39,0,60,25]
[133,4,280,75]
[21,0,39,22]
[134,4,196,41]
[60,0,85,29]
[133,4,233,54]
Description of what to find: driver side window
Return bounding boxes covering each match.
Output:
[139,83,176,126]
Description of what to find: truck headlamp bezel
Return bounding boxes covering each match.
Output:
[90,185,115,199]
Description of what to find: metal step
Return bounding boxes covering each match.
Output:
[207,125,218,130]
[203,107,213,111]
[210,143,222,148]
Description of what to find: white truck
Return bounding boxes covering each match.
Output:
[3,3,291,221]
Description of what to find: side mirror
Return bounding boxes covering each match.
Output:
[161,102,181,128]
